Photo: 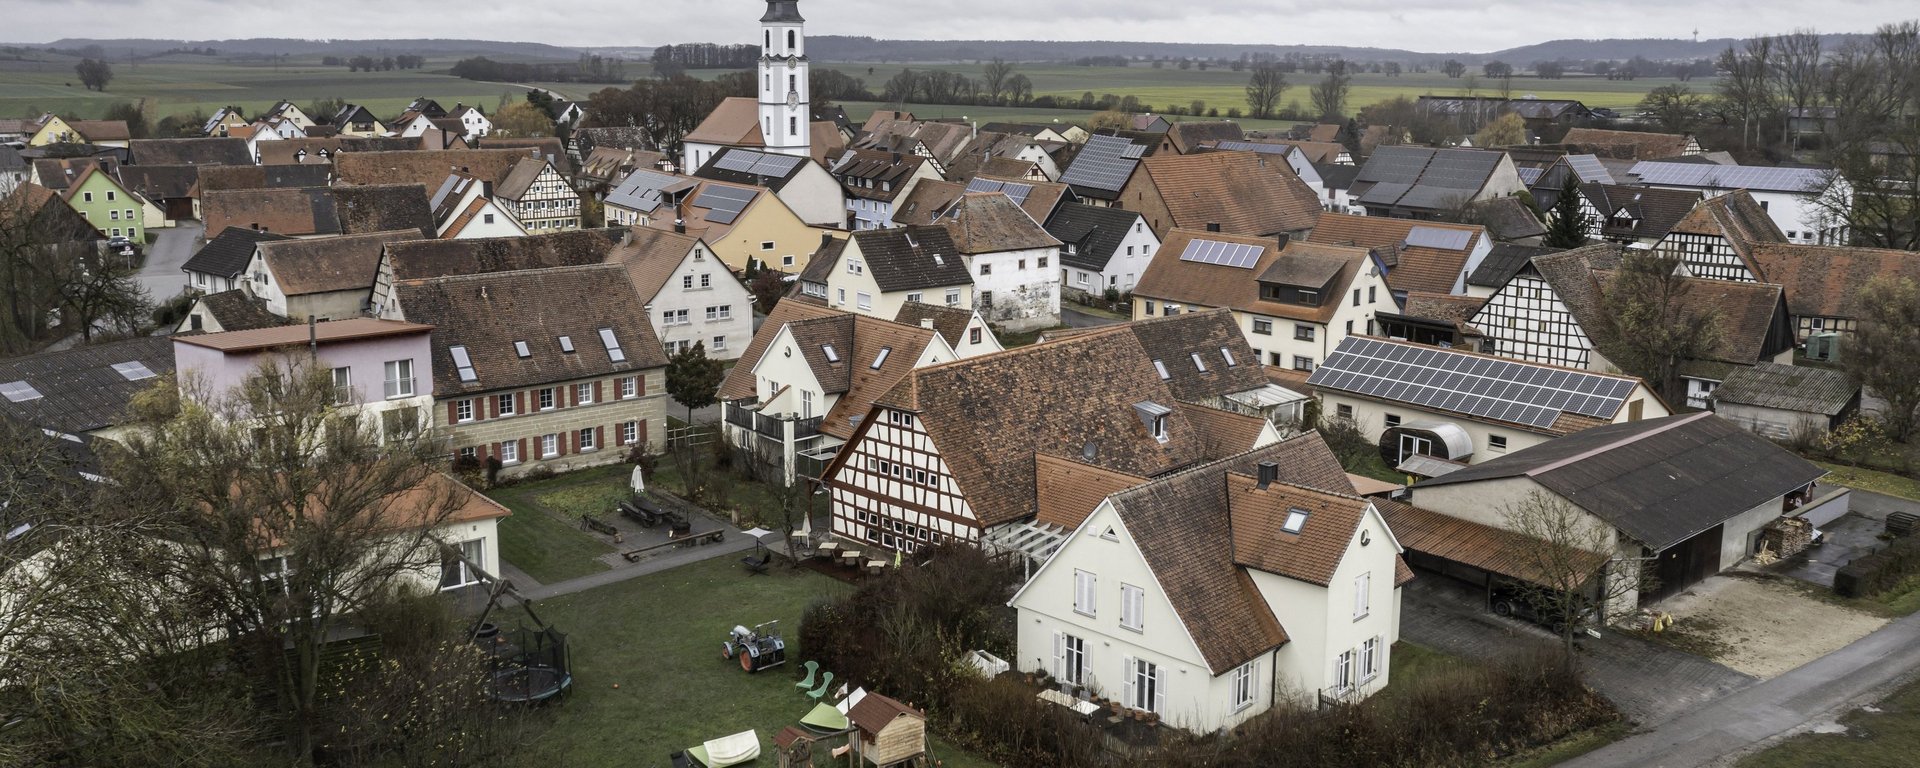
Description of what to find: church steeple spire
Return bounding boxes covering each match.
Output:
[758,0,810,157]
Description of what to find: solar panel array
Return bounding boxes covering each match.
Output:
[1305,337,1636,429]
[1565,155,1614,184]
[1516,167,1544,186]
[964,177,1034,206]
[1404,226,1474,251]
[712,149,804,178]
[110,361,156,381]
[0,380,41,403]
[1628,161,1825,192]
[1178,238,1263,269]
[610,170,683,213]
[1212,140,1294,156]
[693,185,757,225]
[1059,135,1141,193]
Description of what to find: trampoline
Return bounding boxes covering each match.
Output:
[458,544,574,705]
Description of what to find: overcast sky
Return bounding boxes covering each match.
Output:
[7,0,1915,54]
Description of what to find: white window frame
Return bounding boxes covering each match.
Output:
[1072,569,1096,617]
[455,399,474,423]
[1334,649,1356,693]
[1119,583,1145,632]
[621,421,638,445]
[383,359,414,399]
[439,538,485,590]
[497,393,516,416]
[540,434,558,458]
[1054,632,1087,685]
[620,377,637,398]
[575,382,594,405]
[1124,657,1165,713]
[499,440,519,464]
[1231,660,1258,712]
[539,388,555,410]
[578,427,596,451]
[1353,571,1371,620]
[1360,636,1382,683]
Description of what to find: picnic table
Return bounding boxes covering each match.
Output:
[839,549,863,567]
[1036,689,1102,716]
[865,558,887,575]
[816,541,840,559]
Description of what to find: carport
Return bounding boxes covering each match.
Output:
[1376,498,1609,611]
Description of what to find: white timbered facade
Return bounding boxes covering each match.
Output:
[499,161,582,232]
[1653,230,1756,282]
[829,407,980,552]
[1467,269,1593,370]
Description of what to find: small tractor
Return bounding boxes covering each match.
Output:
[722,620,787,673]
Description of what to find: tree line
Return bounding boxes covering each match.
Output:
[650,43,759,76]
[320,54,428,71]
[449,55,629,84]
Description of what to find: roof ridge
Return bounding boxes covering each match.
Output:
[1359,335,1641,381]
[1524,411,1713,477]
[398,262,622,285]
[1111,431,1332,502]
[1224,471,1367,503]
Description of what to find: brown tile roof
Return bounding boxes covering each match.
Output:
[493,156,553,200]
[128,137,251,166]
[1375,497,1607,586]
[1227,476,1367,586]
[1400,291,1486,331]
[683,97,763,147]
[580,147,664,185]
[1137,151,1321,236]
[941,192,1060,254]
[481,137,571,174]
[1664,190,1787,271]
[1135,229,1370,324]
[2,181,100,242]
[1537,243,1792,365]
[1561,128,1690,160]
[1468,196,1548,242]
[718,300,848,400]
[792,314,938,439]
[31,156,116,192]
[1748,243,1920,320]
[1265,139,1345,164]
[1304,124,1342,144]
[175,317,432,352]
[196,164,333,191]
[1184,406,1272,456]
[830,149,928,202]
[1034,453,1148,528]
[891,179,966,225]
[1307,213,1486,295]
[259,230,421,297]
[116,164,200,200]
[892,301,974,348]
[809,121,848,166]
[851,225,974,293]
[1101,432,1355,673]
[602,227,705,304]
[1165,121,1246,154]
[1579,184,1701,241]
[333,148,536,188]
[201,185,433,238]
[866,328,1217,527]
[385,229,619,283]
[1110,308,1270,404]
[394,264,668,395]
[859,120,972,164]
[191,289,288,332]
[67,120,130,142]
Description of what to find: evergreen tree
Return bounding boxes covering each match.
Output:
[1544,175,1589,248]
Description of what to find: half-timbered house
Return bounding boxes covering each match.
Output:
[1648,190,1787,281]
[494,157,581,232]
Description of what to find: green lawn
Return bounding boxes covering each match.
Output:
[1738,670,1920,768]
[486,466,626,584]
[504,556,997,767]
[1817,462,1920,503]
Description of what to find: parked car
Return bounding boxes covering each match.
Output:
[1489,580,1593,632]
[106,236,141,257]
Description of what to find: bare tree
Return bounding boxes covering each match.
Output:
[1716,39,1775,151]
[981,58,1015,105]
[1639,84,1704,133]
[0,186,99,353]
[1596,251,1723,404]
[1244,63,1289,120]
[61,252,152,343]
[1772,30,1825,153]
[1845,277,1920,440]
[1309,64,1352,121]
[108,359,466,764]
[1503,490,1650,672]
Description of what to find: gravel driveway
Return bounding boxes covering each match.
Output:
[1655,571,1889,679]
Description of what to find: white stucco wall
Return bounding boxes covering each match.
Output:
[650,245,754,361]
[968,244,1061,331]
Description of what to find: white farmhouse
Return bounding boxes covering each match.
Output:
[944,192,1062,332]
[608,228,754,359]
[1010,436,1409,732]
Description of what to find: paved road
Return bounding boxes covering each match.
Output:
[1061,307,1123,328]
[1399,575,1754,726]
[136,221,202,303]
[1563,607,1920,768]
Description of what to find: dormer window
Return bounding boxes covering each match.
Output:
[1133,401,1171,443]
[1282,508,1309,534]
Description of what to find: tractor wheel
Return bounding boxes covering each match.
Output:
[741,649,756,672]
[722,642,735,660]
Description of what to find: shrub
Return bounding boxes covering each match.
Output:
[1836,535,1920,598]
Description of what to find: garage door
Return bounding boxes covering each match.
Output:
[1648,524,1724,602]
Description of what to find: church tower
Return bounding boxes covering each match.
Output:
[758,0,810,157]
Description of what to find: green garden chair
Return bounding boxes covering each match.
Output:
[794,660,819,690]
[805,671,835,701]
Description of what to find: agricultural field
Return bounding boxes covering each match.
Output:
[0,52,617,121]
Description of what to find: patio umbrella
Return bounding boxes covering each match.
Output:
[742,527,773,539]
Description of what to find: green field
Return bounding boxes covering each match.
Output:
[812,63,1692,115]
[0,52,616,121]
[0,51,1691,130]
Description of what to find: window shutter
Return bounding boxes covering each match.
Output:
[1152,665,1166,714]
[446,402,459,423]
[594,380,603,402]
[596,426,605,449]
[1121,657,1135,708]
[615,424,626,446]
[1052,632,1065,679]
[559,432,568,456]
[518,438,527,459]
[477,443,489,460]
[638,373,647,396]
[639,418,649,446]
[516,392,526,413]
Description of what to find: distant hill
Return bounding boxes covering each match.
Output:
[36,37,582,60]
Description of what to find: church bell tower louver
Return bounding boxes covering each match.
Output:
[758,0,810,157]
